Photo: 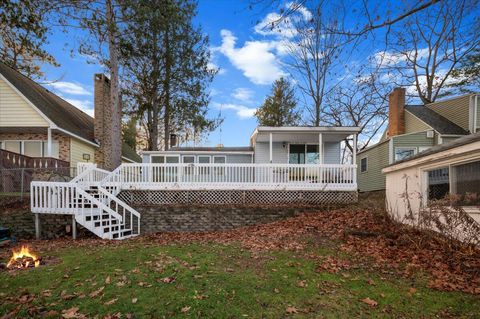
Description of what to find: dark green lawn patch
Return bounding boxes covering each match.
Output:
[1,241,479,318]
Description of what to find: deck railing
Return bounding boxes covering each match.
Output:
[102,163,357,191]
[0,149,69,169]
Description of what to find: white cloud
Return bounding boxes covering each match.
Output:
[373,48,431,67]
[47,81,92,96]
[232,88,254,103]
[207,61,226,75]
[254,2,312,39]
[65,98,94,117]
[217,29,286,85]
[213,102,257,119]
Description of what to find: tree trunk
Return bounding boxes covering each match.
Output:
[105,0,122,170]
[163,26,171,151]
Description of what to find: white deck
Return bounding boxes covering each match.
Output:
[30,163,357,239]
[104,163,357,191]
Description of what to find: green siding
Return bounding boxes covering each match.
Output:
[427,95,471,131]
[357,141,390,192]
[404,111,432,133]
[441,136,461,144]
[392,131,435,149]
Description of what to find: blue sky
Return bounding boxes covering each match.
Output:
[38,1,472,148]
[41,0,294,147]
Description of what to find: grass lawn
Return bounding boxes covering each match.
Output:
[1,239,479,318]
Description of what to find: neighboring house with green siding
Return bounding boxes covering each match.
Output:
[357,88,478,192]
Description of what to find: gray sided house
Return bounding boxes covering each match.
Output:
[357,88,479,192]
[142,126,358,167]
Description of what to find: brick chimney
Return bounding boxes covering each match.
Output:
[388,88,406,137]
[93,74,110,168]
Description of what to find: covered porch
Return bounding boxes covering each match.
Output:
[251,126,359,165]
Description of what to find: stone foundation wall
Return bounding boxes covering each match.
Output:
[135,205,303,233]
[0,205,91,240]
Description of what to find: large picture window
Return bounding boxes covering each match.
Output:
[0,140,59,158]
[289,144,319,164]
[426,160,480,206]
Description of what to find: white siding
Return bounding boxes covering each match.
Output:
[324,142,341,164]
[0,77,48,127]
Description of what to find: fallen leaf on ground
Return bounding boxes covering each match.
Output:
[362,297,378,307]
[104,298,118,305]
[132,298,138,304]
[286,306,298,314]
[89,286,104,298]
[181,306,191,313]
[61,307,79,318]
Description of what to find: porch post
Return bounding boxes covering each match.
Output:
[352,134,357,164]
[35,214,41,240]
[72,215,77,240]
[269,133,273,163]
[47,127,52,157]
[318,133,323,164]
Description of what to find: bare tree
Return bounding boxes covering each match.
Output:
[324,74,390,154]
[375,0,480,104]
[287,2,344,126]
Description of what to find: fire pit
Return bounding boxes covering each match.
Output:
[6,245,42,269]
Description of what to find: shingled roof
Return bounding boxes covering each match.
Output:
[0,62,140,162]
[405,105,469,135]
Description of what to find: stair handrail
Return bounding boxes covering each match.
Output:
[75,187,123,222]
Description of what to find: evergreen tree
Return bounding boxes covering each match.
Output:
[122,115,137,151]
[0,0,58,78]
[255,77,300,126]
[120,0,217,150]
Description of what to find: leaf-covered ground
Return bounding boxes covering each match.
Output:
[1,201,479,318]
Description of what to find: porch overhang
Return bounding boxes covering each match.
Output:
[250,126,361,143]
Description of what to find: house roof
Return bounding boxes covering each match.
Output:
[142,146,254,154]
[386,131,480,168]
[0,62,140,162]
[405,105,468,135]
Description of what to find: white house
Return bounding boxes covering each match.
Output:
[140,126,360,191]
[30,126,360,240]
[383,132,480,225]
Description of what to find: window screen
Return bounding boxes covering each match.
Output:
[452,161,480,205]
[427,167,450,201]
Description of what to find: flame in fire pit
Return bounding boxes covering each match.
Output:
[7,245,41,269]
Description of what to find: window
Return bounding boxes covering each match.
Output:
[360,157,368,172]
[426,160,480,206]
[289,144,306,164]
[151,155,179,163]
[182,156,195,164]
[306,145,319,164]
[198,156,210,163]
[213,156,226,164]
[395,147,416,161]
[24,141,42,157]
[427,167,450,201]
[3,141,21,153]
[41,141,60,158]
[213,156,226,175]
[452,161,480,205]
[198,156,211,175]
